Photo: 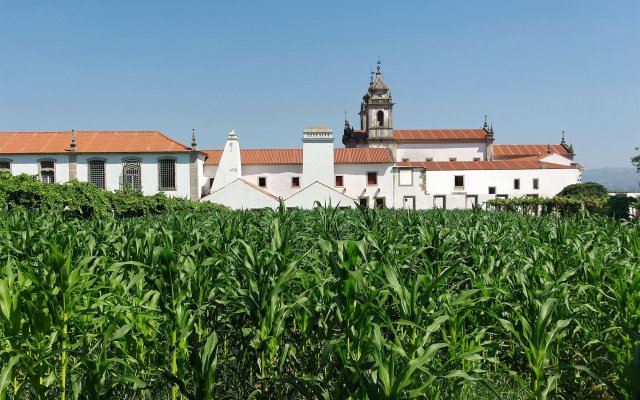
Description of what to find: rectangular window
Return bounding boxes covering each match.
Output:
[258,177,267,187]
[367,172,377,185]
[425,157,433,162]
[0,160,10,174]
[398,168,412,186]
[88,160,106,189]
[335,175,344,187]
[375,198,385,208]
[401,158,409,162]
[449,157,457,162]
[454,175,464,189]
[488,186,496,194]
[514,179,520,190]
[158,159,176,190]
[533,178,539,190]
[497,194,509,199]
[473,157,481,161]
[40,160,55,183]
[359,197,368,208]
[291,177,300,188]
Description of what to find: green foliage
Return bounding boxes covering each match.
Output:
[0,207,638,399]
[557,182,608,198]
[0,173,225,217]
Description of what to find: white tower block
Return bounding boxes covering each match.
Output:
[302,125,334,187]
[211,128,241,191]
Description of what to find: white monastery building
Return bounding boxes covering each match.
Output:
[0,64,581,210]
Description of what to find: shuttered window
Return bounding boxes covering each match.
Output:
[88,160,106,189]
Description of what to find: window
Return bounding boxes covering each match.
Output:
[376,110,384,127]
[488,186,496,194]
[359,197,368,208]
[449,157,457,162]
[88,159,106,189]
[367,172,377,185]
[399,168,412,186]
[473,157,481,161]
[39,160,55,183]
[514,179,520,190]
[401,158,409,162]
[375,198,385,208]
[434,195,446,209]
[258,177,267,187]
[533,178,539,190]
[291,177,300,188]
[0,160,11,175]
[454,175,464,189]
[425,157,433,162]
[335,175,344,187]
[158,158,176,190]
[123,159,142,191]
[209,178,214,188]
[497,194,509,199]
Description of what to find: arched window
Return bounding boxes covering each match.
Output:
[158,158,176,191]
[88,159,106,189]
[38,159,56,183]
[122,159,141,191]
[376,110,384,127]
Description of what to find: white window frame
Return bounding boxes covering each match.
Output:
[367,171,378,186]
[38,158,56,183]
[335,175,344,188]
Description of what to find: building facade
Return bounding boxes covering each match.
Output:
[0,65,582,209]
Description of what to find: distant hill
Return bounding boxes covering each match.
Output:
[582,167,639,192]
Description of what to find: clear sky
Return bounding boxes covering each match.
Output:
[1,1,638,168]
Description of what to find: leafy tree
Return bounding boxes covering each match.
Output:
[557,182,608,198]
[632,147,640,186]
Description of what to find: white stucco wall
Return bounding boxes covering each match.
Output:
[3,154,70,183]
[334,163,395,208]
[241,165,303,199]
[395,142,486,162]
[201,179,279,210]
[284,182,356,209]
[74,153,192,198]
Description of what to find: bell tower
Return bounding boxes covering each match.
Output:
[360,60,393,146]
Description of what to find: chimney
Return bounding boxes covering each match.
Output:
[70,129,77,151]
[211,128,241,192]
[302,125,334,186]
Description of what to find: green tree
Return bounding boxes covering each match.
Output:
[557,182,608,198]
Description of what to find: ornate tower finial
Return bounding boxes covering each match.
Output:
[70,129,77,151]
[376,58,382,74]
[191,128,197,150]
[561,130,566,144]
[483,114,488,129]
[370,67,374,84]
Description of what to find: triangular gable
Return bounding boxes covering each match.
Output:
[284,181,356,209]
[201,178,280,210]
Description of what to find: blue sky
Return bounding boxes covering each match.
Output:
[0,1,638,168]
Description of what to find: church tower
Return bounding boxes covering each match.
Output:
[361,60,394,146]
[342,61,394,148]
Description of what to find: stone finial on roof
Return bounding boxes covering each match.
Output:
[561,130,566,145]
[227,128,238,140]
[70,129,77,151]
[191,128,197,150]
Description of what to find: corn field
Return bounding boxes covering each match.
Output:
[0,206,638,399]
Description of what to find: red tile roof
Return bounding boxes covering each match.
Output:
[393,129,487,141]
[493,144,570,158]
[395,160,577,171]
[0,131,193,154]
[202,148,393,165]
